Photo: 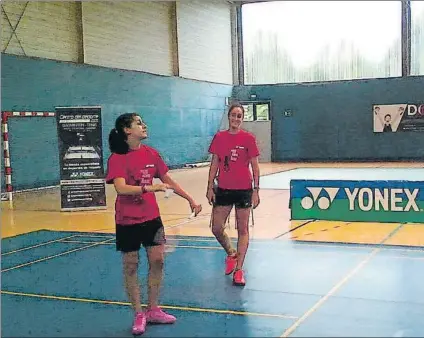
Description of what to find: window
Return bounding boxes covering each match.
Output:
[242,104,254,121]
[256,103,270,121]
[240,102,270,122]
[242,1,402,84]
[411,0,424,75]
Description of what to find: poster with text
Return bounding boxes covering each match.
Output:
[56,106,106,211]
[373,103,424,132]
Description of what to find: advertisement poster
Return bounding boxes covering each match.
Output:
[56,106,106,211]
[290,179,424,224]
[373,103,424,132]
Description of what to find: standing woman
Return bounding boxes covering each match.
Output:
[206,103,260,286]
[106,112,202,335]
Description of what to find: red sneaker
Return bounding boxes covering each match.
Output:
[225,254,237,275]
[233,269,245,286]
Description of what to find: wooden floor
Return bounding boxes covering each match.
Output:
[2,162,424,247]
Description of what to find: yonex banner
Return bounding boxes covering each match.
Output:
[290,180,424,223]
[56,106,107,211]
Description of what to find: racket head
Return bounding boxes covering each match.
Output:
[164,212,193,253]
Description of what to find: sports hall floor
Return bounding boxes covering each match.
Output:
[2,162,424,337]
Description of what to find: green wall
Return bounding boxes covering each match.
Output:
[1,54,232,191]
[233,76,424,161]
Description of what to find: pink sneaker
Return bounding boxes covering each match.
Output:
[225,254,237,275]
[145,307,176,324]
[132,312,146,335]
[233,269,246,286]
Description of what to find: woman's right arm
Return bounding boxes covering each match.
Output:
[113,177,143,195]
[113,177,169,195]
[207,155,219,191]
[206,154,219,205]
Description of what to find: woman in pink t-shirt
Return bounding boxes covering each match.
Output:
[206,103,260,287]
[106,112,202,335]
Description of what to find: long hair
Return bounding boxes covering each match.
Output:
[108,113,138,154]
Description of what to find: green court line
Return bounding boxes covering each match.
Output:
[1,238,115,273]
[1,290,298,320]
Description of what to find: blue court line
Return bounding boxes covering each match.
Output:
[1,237,115,273]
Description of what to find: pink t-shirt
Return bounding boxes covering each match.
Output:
[105,145,168,225]
[208,129,260,190]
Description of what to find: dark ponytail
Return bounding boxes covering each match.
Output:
[108,113,138,154]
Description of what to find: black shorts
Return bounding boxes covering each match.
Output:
[116,217,166,252]
[214,187,253,209]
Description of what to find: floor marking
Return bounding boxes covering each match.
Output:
[280,221,350,241]
[69,234,424,251]
[75,234,114,238]
[280,223,405,337]
[59,240,276,252]
[291,241,424,254]
[1,238,115,273]
[291,238,424,251]
[273,220,316,239]
[9,232,420,255]
[62,240,359,255]
[61,240,115,245]
[1,234,78,256]
[57,240,424,260]
[1,290,298,319]
[58,240,368,255]
[73,234,224,242]
[61,239,224,250]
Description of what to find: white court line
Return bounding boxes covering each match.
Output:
[280,223,406,337]
[2,234,79,256]
[2,238,115,273]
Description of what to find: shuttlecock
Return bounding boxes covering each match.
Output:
[165,189,173,198]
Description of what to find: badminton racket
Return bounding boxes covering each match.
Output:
[164,211,197,253]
